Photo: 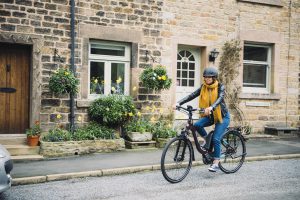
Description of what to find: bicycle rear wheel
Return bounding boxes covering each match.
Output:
[161,137,193,183]
[219,130,246,173]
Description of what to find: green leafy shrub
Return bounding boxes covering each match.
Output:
[42,127,72,142]
[125,118,152,133]
[140,65,172,90]
[74,122,115,140]
[49,68,79,95]
[152,121,177,139]
[88,95,136,127]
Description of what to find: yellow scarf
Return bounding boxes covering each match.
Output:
[199,80,223,123]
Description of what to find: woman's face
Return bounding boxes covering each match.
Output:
[203,76,214,85]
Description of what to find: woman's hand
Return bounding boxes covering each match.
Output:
[204,107,213,116]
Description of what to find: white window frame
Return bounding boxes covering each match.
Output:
[242,43,271,94]
[88,41,130,99]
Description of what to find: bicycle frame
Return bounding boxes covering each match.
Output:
[176,106,211,161]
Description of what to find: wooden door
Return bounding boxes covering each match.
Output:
[0,43,30,134]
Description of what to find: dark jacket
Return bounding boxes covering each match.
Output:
[177,83,228,117]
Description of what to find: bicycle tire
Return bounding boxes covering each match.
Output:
[219,130,246,174]
[161,137,193,183]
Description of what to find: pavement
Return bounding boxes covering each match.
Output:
[11,134,300,186]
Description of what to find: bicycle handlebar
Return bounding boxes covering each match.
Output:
[176,105,205,114]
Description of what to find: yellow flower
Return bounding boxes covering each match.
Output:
[161,75,167,80]
[145,106,150,111]
[128,112,133,117]
[159,108,164,114]
[116,77,122,84]
[132,86,137,91]
[77,116,82,122]
[158,76,162,80]
[150,116,155,122]
[64,72,69,76]
[167,123,172,128]
[137,112,142,117]
[57,114,62,119]
[101,80,105,84]
[94,79,98,84]
[111,87,116,92]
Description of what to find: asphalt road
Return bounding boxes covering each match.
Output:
[1,159,300,200]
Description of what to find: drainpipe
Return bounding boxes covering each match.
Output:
[70,0,76,133]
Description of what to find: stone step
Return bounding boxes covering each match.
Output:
[11,155,44,162]
[0,134,27,145]
[4,145,40,156]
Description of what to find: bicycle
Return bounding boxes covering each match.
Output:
[160,105,247,183]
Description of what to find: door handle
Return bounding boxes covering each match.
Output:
[6,64,11,72]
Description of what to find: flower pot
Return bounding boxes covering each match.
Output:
[27,135,40,146]
[126,132,153,142]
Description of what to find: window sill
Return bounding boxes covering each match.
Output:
[77,100,93,108]
[237,0,283,7]
[239,93,281,100]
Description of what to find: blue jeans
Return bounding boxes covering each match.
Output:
[194,112,230,159]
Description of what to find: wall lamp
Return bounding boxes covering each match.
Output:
[208,48,219,63]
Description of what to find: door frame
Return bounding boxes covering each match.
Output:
[0,33,43,131]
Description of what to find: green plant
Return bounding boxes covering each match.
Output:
[140,65,172,90]
[151,121,177,139]
[26,121,41,136]
[42,127,72,142]
[88,95,137,127]
[73,122,115,140]
[125,118,152,133]
[49,67,79,95]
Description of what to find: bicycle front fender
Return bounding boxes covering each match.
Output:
[176,135,195,161]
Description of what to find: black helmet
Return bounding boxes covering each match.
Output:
[203,67,218,78]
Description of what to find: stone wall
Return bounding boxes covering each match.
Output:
[0,0,299,133]
[40,138,125,157]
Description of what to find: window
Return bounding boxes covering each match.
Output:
[243,43,271,93]
[89,41,130,98]
[176,50,196,87]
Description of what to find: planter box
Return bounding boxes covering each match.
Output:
[40,139,125,157]
[155,138,171,148]
[126,132,153,142]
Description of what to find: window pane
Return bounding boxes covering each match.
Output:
[189,71,194,78]
[176,79,181,86]
[182,79,187,86]
[244,46,268,61]
[177,71,181,78]
[189,55,195,61]
[182,71,187,78]
[243,64,267,88]
[91,43,125,56]
[189,63,195,70]
[177,62,181,69]
[111,63,125,94]
[182,62,187,69]
[189,80,194,87]
[90,62,105,94]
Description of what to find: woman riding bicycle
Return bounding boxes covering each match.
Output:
[176,67,230,172]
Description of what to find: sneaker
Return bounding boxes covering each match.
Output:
[208,163,220,172]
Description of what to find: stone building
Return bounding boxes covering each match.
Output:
[0,0,299,137]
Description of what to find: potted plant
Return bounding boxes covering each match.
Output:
[124,118,153,142]
[49,67,79,95]
[140,65,172,90]
[26,121,41,146]
[152,121,177,148]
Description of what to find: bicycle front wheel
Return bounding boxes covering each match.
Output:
[219,130,246,173]
[160,137,193,183]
